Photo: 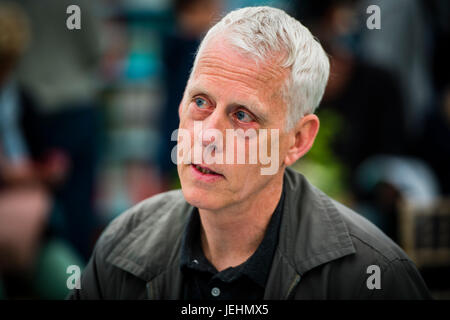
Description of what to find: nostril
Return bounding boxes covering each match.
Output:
[202,136,215,147]
[199,129,217,146]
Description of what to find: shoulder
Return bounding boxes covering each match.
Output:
[70,190,190,299]
[287,167,410,263]
[330,201,431,298]
[286,167,407,263]
[94,189,189,265]
[332,199,408,264]
[108,189,185,229]
[285,168,431,298]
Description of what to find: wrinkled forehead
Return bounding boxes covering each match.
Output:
[190,35,289,98]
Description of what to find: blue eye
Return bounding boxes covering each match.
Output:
[195,98,207,109]
[235,110,253,123]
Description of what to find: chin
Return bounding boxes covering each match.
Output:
[181,184,224,211]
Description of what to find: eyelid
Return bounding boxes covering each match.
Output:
[233,109,256,124]
[193,95,213,107]
[234,107,257,122]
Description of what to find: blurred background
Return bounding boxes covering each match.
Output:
[0,0,448,299]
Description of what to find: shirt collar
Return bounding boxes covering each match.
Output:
[180,187,285,288]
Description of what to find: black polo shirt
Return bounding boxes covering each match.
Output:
[180,190,285,300]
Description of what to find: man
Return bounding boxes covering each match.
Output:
[69,6,431,299]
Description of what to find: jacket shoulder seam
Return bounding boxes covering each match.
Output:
[348,232,404,264]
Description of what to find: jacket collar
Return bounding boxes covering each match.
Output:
[279,167,355,275]
[107,167,355,299]
[263,167,356,299]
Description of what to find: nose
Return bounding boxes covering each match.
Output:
[198,108,227,147]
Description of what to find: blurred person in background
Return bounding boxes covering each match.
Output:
[14,0,103,261]
[0,1,85,299]
[157,0,222,186]
[415,0,450,196]
[292,0,422,243]
[297,0,407,176]
[0,2,50,297]
[359,0,434,141]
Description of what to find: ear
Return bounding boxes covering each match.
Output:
[284,114,320,166]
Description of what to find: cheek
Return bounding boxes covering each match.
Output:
[179,101,194,124]
[223,136,251,165]
[278,136,292,162]
[178,117,195,141]
[178,111,189,129]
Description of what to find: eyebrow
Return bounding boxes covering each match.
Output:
[186,84,270,124]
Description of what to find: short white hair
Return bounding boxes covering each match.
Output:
[191,6,330,130]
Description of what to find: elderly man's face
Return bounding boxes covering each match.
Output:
[177,36,293,212]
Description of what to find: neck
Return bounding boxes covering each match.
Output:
[198,172,284,271]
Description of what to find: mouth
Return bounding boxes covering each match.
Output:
[191,164,224,177]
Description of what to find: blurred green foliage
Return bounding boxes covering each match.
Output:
[292,109,349,200]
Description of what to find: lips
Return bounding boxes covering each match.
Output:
[191,164,223,176]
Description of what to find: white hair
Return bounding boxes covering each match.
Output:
[191,6,330,130]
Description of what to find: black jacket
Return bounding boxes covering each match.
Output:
[69,167,431,299]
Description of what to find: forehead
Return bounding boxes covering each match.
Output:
[188,36,288,111]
